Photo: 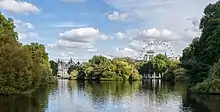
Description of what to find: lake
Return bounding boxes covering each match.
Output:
[0,79,220,112]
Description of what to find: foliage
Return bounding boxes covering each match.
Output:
[191,60,220,93]
[69,70,78,80]
[50,60,58,76]
[68,55,142,81]
[0,13,57,94]
[173,68,188,81]
[137,54,186,81]
[180,1,220,93]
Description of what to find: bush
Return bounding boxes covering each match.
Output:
[129,73,142,81]
[69,70,78,80]
[191,61,220,93]
[174,68,188,81]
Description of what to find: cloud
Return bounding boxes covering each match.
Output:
[128,40,145,52]
[18,32,40,40]
[108,11,128,21]
[135,28,182,42]
[52,22,88,28]
[60,27,108,42]
[61,0,86,3]
[46,40,95,50]
[87,48,98,52]
[14,19,39,41]
[181,17,201,42]
[105,47,138,58]
[113,32,126,39]
[103,0,216,34]
[0,0,40,14]
[14,20,34,31]
[111,28,182,41]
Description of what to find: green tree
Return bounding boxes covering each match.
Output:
[50,60,58,76]
[181,1,220,93]
[0,13,57,94]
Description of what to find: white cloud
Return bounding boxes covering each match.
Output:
[14,20,34,31]
[114,32,126,39]
[18,32,40,40]
[128,40,145,52]
[14,19,40,41]
[52,22,88,28]
[135,28,182,42]
[108,11,128,21]
[60,27,108,42]
[46,40,95,50]
[0,0,40,14]
[106,47,138,58]
[87,48,98,52]
[61,0,86,3]
[104,0,216,39]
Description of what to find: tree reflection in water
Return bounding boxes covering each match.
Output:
[1,80,220,112]
[182,93,220,112]
[0,84,57,112]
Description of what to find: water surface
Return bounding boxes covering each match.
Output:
[0,79,220,112]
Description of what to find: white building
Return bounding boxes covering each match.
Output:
[57,59,74,79]
[143,50,156,61]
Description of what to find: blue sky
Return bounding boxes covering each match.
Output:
[0,0,217,62]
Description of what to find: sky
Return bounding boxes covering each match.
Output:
[0,0,217,62]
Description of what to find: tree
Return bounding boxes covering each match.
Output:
[181,1,220,93]
[68,55,142,81]
[0,13,57,94]
[50,60,58,76]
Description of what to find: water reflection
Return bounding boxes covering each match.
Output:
[0,80,220,112]
[182,93,220,112]
[0,84,57,112]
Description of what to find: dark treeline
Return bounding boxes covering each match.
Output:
[0,13,57,94]
[180,1,220,93]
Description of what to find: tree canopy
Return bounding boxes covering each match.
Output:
[0,12,57,94]
[181,1,220,93]
[68,55,142,81]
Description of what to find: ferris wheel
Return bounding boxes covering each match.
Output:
[139,41,175,60]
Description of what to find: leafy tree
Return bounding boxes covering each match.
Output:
[0,13,57,94]
[68,56,142,81]
[50,60,58,76]
[181,1,220,93]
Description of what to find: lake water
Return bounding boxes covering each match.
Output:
[0,79,220,112]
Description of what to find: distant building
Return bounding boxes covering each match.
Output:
[143,50,156,61]
[57,58,75,79]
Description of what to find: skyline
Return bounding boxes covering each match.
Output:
[0,0,217,62]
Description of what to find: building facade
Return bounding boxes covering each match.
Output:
[57,59,74,79]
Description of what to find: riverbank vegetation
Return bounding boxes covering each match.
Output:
[137,54,187,82]
[68,56,142,81]
[180,1,220,93]
[67,54,187,82]
[0,13,57,94]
